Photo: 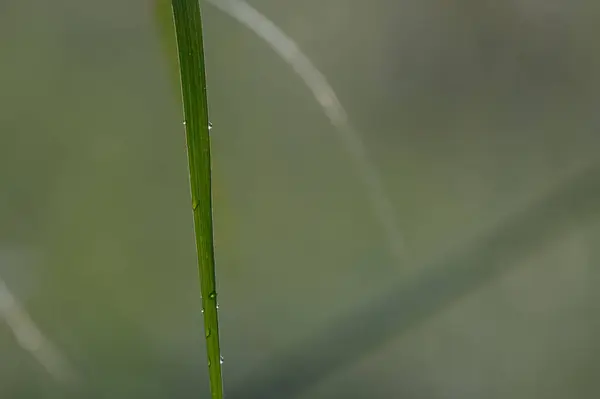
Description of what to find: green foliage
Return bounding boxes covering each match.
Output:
[164,1,224,397]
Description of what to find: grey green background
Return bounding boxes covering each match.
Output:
[1,0,599,398]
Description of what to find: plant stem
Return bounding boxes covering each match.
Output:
[170,1,223,398]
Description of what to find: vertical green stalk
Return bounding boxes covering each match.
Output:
[170,1,223,398]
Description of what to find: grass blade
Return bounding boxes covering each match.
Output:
[169,1,224,398]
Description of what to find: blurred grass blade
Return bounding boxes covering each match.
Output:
[155,0,181,95]
[0,276,77,384]
[227,161,600,399]
[169,1,224,398]
[209,0,407,263]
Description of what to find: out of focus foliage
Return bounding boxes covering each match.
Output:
[1,0,599,398]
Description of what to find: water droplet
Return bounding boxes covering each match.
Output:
[219,355,224,364]
[216,303,220,310]
[183,120,187,126]
[205,328,211,338]
[207,359,211,367]
[208,291,217,300]
[208,121,213,131]
[201,308,204,314]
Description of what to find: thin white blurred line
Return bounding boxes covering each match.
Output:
[204,0,407,263]
[0,277,77,383]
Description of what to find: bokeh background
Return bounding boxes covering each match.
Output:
[1,0,599,398]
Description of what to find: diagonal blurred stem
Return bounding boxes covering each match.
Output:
[0,276,77,384]
[205,0,406,263]
[227,161,600,399]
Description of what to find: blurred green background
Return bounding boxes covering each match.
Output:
[1,0,599,398]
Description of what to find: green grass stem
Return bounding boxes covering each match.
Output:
[169,1,224,398]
